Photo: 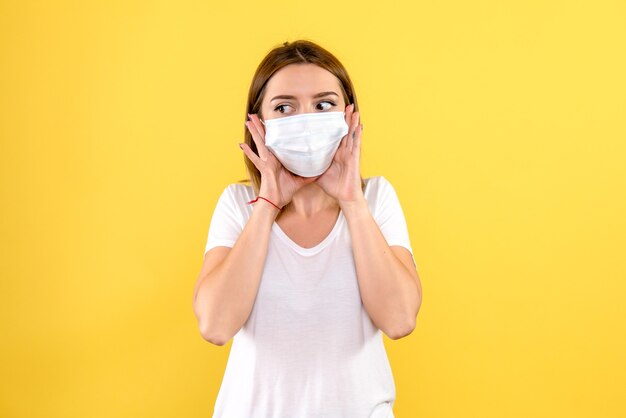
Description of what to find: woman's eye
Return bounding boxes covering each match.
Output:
[317,101,336,110]
[274,104,293,113]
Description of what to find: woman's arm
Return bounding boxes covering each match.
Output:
[193,201,279,345]
[341,197,422,340]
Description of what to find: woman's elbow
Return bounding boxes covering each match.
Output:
[199,321,230,346]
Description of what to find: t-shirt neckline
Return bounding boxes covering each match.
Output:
[272,210,345,255]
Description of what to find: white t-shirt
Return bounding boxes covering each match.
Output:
[203,176,416,418]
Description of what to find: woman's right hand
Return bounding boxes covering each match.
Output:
[240,113,319,209]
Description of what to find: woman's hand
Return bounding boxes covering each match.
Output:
[240,113,320,209]
[315,103,364,207]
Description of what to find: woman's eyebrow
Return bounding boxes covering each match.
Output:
[270,91,339,102]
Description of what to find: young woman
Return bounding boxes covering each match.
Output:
[193,39,422,418]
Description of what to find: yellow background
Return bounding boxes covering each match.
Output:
[1,1,625,417]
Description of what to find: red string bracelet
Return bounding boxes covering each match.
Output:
[247,196,282,211]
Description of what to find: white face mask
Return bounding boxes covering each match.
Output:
[261,111,349,177]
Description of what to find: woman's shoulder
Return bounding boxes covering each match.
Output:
[220,182,255,203]
[363,175,402,214]
[211,182,255,221]
[364,175,393,194]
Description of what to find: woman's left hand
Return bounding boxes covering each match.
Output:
[315,103,364,207]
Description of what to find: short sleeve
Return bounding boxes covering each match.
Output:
[203,184,244,256]
[373,176,417,268]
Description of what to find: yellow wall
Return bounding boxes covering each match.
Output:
[1,1,624,417]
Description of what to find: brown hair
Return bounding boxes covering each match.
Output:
[237,39,366,200]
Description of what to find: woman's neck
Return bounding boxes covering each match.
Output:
[283,182,339,218]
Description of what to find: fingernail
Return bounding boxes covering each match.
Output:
[239,143,243,149]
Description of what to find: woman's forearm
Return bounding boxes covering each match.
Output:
[194,201,279,344]
[340,198,421,339]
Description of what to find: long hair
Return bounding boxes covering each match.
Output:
[237,39,366,197]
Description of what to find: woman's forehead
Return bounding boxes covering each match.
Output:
[265,64,341,97]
